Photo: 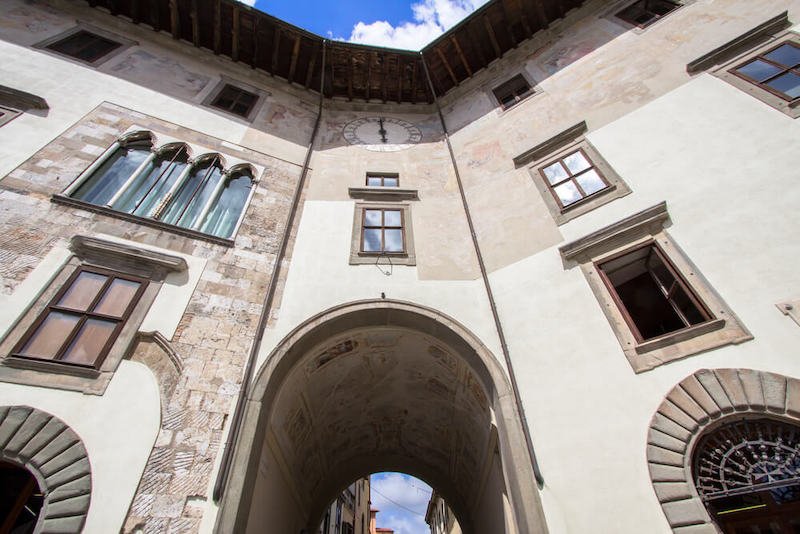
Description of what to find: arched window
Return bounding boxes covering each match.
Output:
[65,133,257,241]
[693,418,800,533]
[0,460,45,533]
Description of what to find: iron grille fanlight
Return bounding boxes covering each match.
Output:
[693,418,800,501]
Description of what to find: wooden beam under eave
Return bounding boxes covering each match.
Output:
[287,35,301,84]
[530,0,550,28]
[483,15,502,59]
[347,54,354,101]
[107,0,117,16]
[396,56,403,104]
[513,0,533,37]
[451,35,472,77]
[169,0,179,40]
[271,28,281,75]
[498,0,519,46]
[231,8,240,62]
[191,0,200,47]
[436,47,458,87]
[410,59,418,104]
[381,53,388,103]
[213,0,221,54]
[304,44,318,89]
[365,52,373,101]
[131,0,140,24]
[252,16,260,69]
[467,21,488,68]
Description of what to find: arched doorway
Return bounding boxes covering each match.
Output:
[214,300,546,534]
[0,460,44,533]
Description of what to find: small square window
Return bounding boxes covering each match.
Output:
[45,30,122,63]
[10,266,147,370]
[210,84,259,118]
[540,149,611,210]
[366,173,399,187]
[616,0,681,28]
[492,74,534,110]
[731,42,800,102]
[350,202,415,265]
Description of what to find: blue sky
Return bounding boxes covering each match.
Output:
[238,0,490,50]
[370,472,433,534]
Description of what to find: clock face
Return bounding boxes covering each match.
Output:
[342,117,423,152]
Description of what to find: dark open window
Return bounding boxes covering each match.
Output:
[46,30,122,63]
[0,461,44,534]
[539,149,610,209]
[361,208,404,254]
[731,41,800,102]
[11,267,148,369]
[492,74,534,110]
[210,84,259,118]
[597,243,711,341]
[366,173,399,187]
[616,0,681,28]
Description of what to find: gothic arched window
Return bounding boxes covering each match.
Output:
[693,418,800,533]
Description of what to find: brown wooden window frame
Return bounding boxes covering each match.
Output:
[492,74,534,111]
[596,241,713,344]
[360,207,406,255]
[34,26,133,67]
[10,266,148,370]
[210,84,259,118]
[0,105,22,128]
[730,41,800,103]
[45,29,122,63]
[615,0,682,29]
[538,148,612,211]
[366,173,400,187]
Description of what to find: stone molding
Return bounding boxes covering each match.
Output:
[70,235,188,281]
[647,368,800,533]
[512,121,587,167]
[347,187,419,201]
[0,405,92,533]
[0,85,49,111]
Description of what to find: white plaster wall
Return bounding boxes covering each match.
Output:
[491,74,800,533]
[0,360,161,533]
[254,200,504,374]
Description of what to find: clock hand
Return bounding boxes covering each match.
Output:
[378,117,388,143]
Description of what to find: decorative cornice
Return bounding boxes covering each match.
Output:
[0,85,49,110]
[513,121,587,167]
[348,187,419,201]
[70,235,188,274]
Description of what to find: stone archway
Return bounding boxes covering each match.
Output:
[0,405,92,533]
[215,299,546,534]
[647,368,800,532]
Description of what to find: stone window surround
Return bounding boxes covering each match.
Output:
[0,235,187,395]
[647,368,800,533]
[602,0,695,34]
[0,405,92,534]
[514,121,631,225]
[349,201,416,266]
[0,105,21,128]
[484,72,542,116]
[559,202,751,373]
[201,76,268,122]
[33,23,136,67]
[52,126,263,247]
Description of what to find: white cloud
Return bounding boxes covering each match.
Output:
[371,473,432,534]
[347,0,490,50]
[235,0,257,6]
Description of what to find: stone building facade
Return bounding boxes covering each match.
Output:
[0,0,799,533]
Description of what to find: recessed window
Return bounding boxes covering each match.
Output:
[366,173,399,187]
[45,29,122,63]
[211,84,259,118]
[492,74,533,110]
[61,131,256,241]
[10,267,147,369]
[0,105,21,128]
[731,41,800,102]
[616,0,681,28]
[361,208,404,254]
[540,149,610,210]
[597,243,712,342]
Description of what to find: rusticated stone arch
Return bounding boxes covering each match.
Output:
[647,368,800,533]
[0,405,92,533]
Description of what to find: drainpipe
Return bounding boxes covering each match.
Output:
[420,54,545,487]
[213,39,328,502]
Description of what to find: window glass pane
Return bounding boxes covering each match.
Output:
[72,146,150,206]
[553,181,582,206]
[542,162,568,185]
[200,174,252,238]
[384,210,402,227]
[48,31,121,62]
[160,160,222,227]
[17,311,80,359]
[364,210,382,226]
[765,72,800,99]
[563,151,591,174]
[764,44,800,68]
[735,59,783,82]
[133,159,188,217]
[94,278,141,317]
[178,166,224,229]
[363,229,381,251]
[671,285,706,325]
[383,177,398,187]
[57,271,108,311]
[574,169,606,196]
[367,177,382,186]
[61,318,116,366]
[647,252,675,289]
[384,229,404,252]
